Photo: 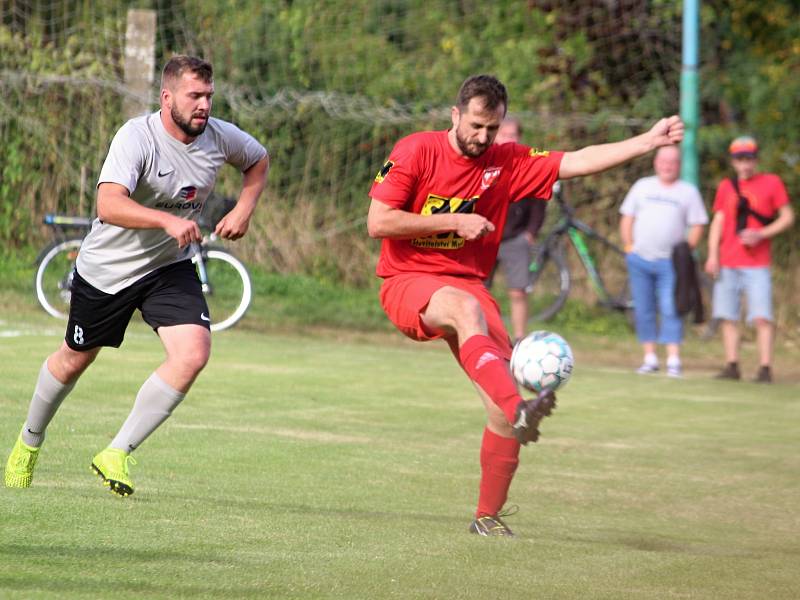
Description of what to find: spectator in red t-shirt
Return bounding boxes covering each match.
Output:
[367,74,684,537]
[705,136,795,383]
[485,116,547,343]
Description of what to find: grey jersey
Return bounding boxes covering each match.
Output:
[77,112,267,294]
[620,176,708,261]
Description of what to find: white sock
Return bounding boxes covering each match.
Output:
[22,361,75,447]
[667,356,681,369]
[643,353,658,367]
[109,373,185,453]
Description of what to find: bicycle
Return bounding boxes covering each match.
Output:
[527,182,632,322]
[34,209,252,332]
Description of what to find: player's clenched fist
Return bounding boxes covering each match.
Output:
[215,210,250,241]
[164,215,202,248]
[648,115,685,148]
[455,214,496,241]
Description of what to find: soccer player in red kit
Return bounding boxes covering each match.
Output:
[367,75,684,536]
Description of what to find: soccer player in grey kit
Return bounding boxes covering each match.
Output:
[4,56,269,496]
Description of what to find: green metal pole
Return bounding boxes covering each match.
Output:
[680,0,700,185]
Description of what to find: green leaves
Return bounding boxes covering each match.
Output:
[0,0,796,285]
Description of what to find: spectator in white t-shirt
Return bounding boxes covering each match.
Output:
[620,145,708,377]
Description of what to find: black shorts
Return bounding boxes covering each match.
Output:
[65,260,210,350]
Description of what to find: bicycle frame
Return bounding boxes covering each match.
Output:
[565,221,629,309]
[190,240,212,294]
[536,193,631,311]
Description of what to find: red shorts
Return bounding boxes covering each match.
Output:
[379,273,512,359]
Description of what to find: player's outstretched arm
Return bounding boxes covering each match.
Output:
[215,155,269,240]
[97,182,201,248]
[559,116,684,179]
[367,198,494,241]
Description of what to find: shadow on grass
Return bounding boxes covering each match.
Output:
[0,544,282,597]
[153,489,470,528]
[555,528,800,559]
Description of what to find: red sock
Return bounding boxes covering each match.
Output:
[458,334,520,423]
[477,427,520,517]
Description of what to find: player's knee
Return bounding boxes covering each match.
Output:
[450,294,485,329]
[52,345,98,383]
[181,346,210,376]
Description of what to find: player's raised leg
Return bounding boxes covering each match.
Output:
[424,285,554,445]
[5,344,99,488]
[423,285,521,421]
[91,324,210,496]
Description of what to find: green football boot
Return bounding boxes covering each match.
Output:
[91,447,137,497]
[5,433,41,488]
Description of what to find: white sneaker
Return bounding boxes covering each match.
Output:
[666,364,682,378]
[636,363,659,375]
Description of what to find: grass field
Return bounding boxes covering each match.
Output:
[1,317,799,599]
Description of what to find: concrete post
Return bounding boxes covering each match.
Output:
[123,9,156,120]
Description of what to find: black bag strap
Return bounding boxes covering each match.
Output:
[730,176,776,231]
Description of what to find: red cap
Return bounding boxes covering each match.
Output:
[729,136,758,159]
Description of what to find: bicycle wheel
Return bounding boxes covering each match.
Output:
[579,233,632,314]
[595,248,634,327]
[34,238,83,319]
[195,248,252,332]
[528,241,570,322]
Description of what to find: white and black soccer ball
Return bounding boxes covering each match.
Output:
[510,330,574,393]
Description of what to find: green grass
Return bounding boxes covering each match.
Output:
[1,320,799,599]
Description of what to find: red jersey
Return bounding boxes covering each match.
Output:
[369,130,563,279]
[713,173,789,267]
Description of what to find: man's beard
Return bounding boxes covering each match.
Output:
[172,106,208,137]
[455,128,489,158]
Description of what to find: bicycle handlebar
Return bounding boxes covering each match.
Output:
[42,213,224,248]
[550,182,576,219]
[44,214,93,227]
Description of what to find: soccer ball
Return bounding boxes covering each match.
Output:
[510,330,574,393]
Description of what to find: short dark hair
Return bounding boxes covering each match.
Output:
[161,55,213,89]
[456,75,507,113]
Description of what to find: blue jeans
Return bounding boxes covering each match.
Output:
[626,253,682,344]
